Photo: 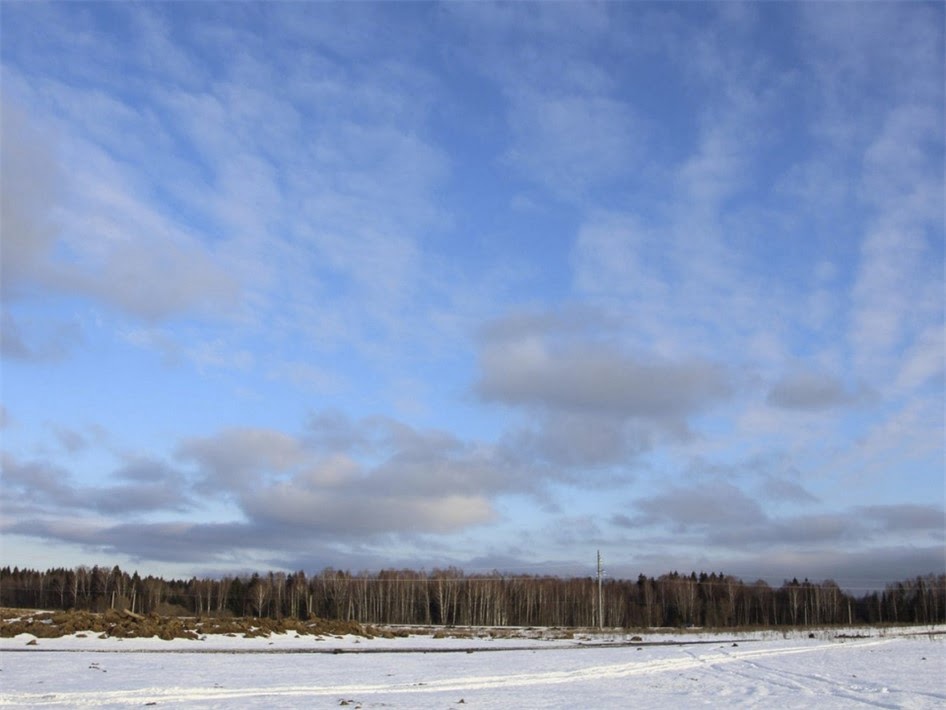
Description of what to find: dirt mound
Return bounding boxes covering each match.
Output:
[0,608,385,641]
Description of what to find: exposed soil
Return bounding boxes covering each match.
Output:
[0,608,398,641]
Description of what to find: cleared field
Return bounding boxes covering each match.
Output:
[1,626,943,708]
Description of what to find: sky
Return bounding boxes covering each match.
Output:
[1,1,943,591]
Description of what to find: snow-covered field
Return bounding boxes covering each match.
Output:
[2,626,943,708]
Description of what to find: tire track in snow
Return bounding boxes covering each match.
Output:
[705,650,901,709]
[707,639,946,709]
[0,636,749,654]
[0,637,905,707]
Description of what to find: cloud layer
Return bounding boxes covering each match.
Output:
[1,2,942,587]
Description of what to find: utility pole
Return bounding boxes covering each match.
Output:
[597,550,603,630]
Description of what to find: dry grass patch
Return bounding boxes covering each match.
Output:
[0,608,376,641]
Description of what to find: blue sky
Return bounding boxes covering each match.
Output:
[1,1,943,590]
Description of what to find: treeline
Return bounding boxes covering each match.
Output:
[1,566,943,628]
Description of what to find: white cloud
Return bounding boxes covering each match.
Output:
[1,452,192,516]
[472,308,735,472]
[1,75,242,321]
[622,476,943,555]
[572,213,670,311]
[628,481,768,531]
[1,2,941,584]
[267,361,341,394]
[766,370,871,411]
[476,310,731,420]
[0,101,62,299]
[849,109,943,377]
[245,478,494,536]
[505,91,643,199]
[894,325,945,393]
[1,1,465,390]
[0,309,80,362]
[178,428,305,492]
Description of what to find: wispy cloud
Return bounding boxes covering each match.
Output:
[1,2,941,583]
[766,371,873,411]
[0,101,63,301]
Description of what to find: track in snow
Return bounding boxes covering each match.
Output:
[6,636,940,708]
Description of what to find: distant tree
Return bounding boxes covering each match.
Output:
[247,574,270,617]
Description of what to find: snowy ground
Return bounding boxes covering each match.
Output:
[2,625,943,708]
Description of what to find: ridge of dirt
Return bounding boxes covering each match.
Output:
[0,608,398,641]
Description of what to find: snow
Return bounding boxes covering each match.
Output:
[1,626,943,708]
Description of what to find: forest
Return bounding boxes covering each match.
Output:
[1,566,943,629]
